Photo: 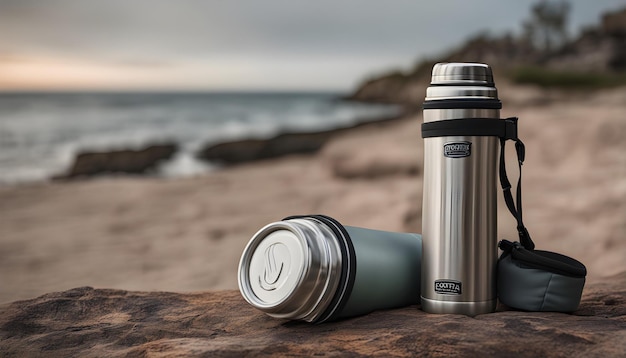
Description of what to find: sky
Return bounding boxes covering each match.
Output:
[0,0,624,92]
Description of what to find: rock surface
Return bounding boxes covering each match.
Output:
[1,273,625,357]
[57,144,178,178]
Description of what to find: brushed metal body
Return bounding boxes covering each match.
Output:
[420,63,500,316]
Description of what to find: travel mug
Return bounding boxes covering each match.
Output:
[420,63,501,315]
[238,215,422,323]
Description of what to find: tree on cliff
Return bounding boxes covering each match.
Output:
[523,0,571,52]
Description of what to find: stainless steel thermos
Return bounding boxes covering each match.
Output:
[239,62,504,321]
[420,63,501,315]
[238,215,422,323]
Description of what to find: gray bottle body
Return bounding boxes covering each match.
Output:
[238,216,422,323]
[339,226,421,318]
[420,63,500,316]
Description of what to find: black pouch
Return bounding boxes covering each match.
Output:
[497,240,586,312]
[495,118,587,312]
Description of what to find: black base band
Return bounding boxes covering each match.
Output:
[421,118,517,139]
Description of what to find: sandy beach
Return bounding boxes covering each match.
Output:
[1,82,625,304]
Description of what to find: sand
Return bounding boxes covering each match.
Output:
[1,83,625,304]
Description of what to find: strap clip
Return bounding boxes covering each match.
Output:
[503,117,518,140]
[516,225,535,250]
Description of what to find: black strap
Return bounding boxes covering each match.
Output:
[421,117,535,250]
[498,118,535,250]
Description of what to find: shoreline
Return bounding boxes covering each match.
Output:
[0,91,401,185]
[1,102,406,186]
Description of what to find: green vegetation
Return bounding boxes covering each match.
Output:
[510,66,626,88]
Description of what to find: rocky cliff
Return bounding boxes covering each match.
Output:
[347,7,626,105]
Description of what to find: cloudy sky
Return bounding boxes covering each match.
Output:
[0,0,623,92]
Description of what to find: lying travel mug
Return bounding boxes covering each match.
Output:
[238,215,422,323]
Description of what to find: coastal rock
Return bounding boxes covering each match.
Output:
[347,71,428,105]
[196,116,406,165]
[57,144,178,178]
[196,131,333,164]
[1,273,625,357]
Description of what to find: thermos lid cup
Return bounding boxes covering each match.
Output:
[430,62,494,85]
[425,62,500,103]
[238,217,350,322]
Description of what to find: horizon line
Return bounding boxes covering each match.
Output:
[0,88,350,94]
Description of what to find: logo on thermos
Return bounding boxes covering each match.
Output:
[435,280,462,295]
[444,142,471,158]
[259,243,286,291]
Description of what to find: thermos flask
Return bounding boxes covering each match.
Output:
[238,215,422,323]
[420,63,500,315]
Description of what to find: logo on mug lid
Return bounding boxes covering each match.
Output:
[259,243,286,291]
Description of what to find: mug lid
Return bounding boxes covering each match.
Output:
[238,218,343,322]
[431,62,494,85]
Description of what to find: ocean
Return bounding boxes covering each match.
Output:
[0,92,399,185]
